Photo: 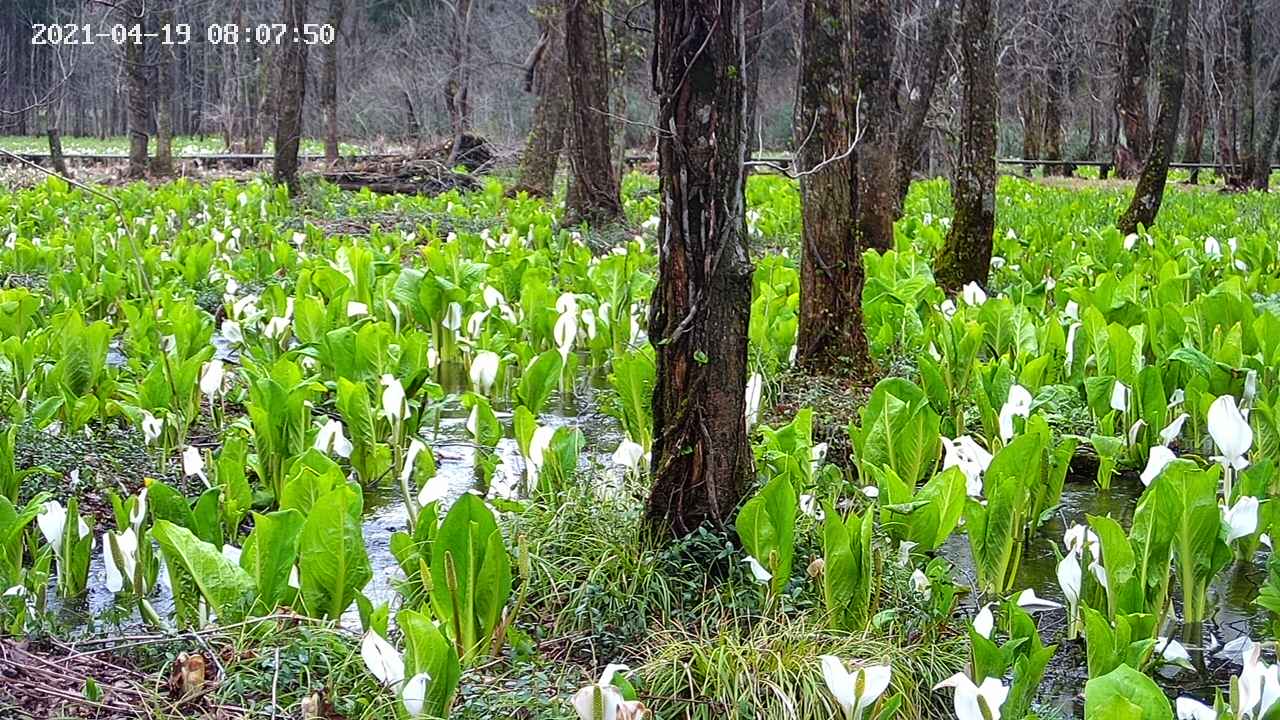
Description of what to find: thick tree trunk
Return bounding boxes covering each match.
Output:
[934,0,996,293]
[321,0,346,163]
[563,0,622,224]
[514,0,569,198]
[1044,65,1067,176]
[445,0,474,163]
[273,0,309,194]
[1113,0,1155,178]
[1182,44,1206,184]
[222,0,244,151]
[1254,75,1280,190]
[46,127,68,177]
[123,0,149,179]
[852,0,898,248]
[152,8,176,177]
[646,0,752,537]
[795,0,868,372]
[1235,0,1257,187]
[744,0,764,147]
[1020,85,1043,177]
[896,0,953,204]
[1117,0,1189,234]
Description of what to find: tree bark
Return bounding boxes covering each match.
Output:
[273,0,309,194]
[1020,84,1043,177]
[152,7,176,177]
[564,0,622,225]
[1182,42,1206,184]
[1117,0,1190,234]
[852,0,898,248]
[795,0,868,373]
[321,0,346,163]
[1113,0,1155,178]
[514,0,570,198]
[933,0,996,293]
[123,0,149,179]
[646,0,752,538]
[1254,73,1280,190]
[896,0,954,205]
[1235,0,1257,187]
[445,0,474,164]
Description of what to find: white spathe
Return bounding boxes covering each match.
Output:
[1140,446,1177,487]
[570,684,624,720]
[973,604,994,639]
[744,556,773,584]
[998,385,1033,443]
[744,373,764,428]
[612,440,645,473]
[1208,395,1252,471]
[401,672,431,717]
[381,374,408,423]
[361,631,405,687]
[199,359,225,398]
[182,445,206,480]
[819,655,892,717]
[1057,554,1082,607]
[103,527,139,594]
[1174,697,1217,720]
[1160,413,1189,446]
[314,417,354,459]
[1223,495,1260,543]
[961,282,987,306]
[934,673,1009,720]
[470,351,501,395]
[942,436,994,497]
[141,411,163,445]
[1110,380,1130,413]
[1015,588,1063,612]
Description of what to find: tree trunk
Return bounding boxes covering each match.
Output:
[563,0,622,225]
[646,0,752,538]
[321,0,346,163]
[123,0,149,179]
[152,8,176,177]
[1044,65,1067,176]
[46,128,68,177]
[795,0,868,373]
[1113,0,1155,178]
[513,0,569,198]
[896,0,954,205]
[273,0,309,194]
[1020,85,1043,177]
[743,0,764,148]
[1254,73,1280,190]
[222,0,244,151]
[402,90,421,144]
[1235,0,1257,187]
[1117,0,1189,234]
[1182,43,1206,184]
[852,0,898,248]
[445,0,474,164]
[933,0,996,294]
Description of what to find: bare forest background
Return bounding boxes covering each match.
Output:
[2,0,1277,183]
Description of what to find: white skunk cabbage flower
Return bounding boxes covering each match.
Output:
[998,385,1033,442]
[314,418,354,458]
[934,672,1010,720]
[182,446,206,481]
[1140,446,1177,487]
[103,528,139,594]
[1160,413,1188,446]
[380,374,408,423]
[611,440,645,474]
[470,351,500,395]
[744,373,764,428]
[743,556,772,584]
[942,436,994,497]
[1110,380,1130,413]
[1223,496,1260,543]
[199,360,225,399]
[1015,588,1063,612]
[401,672,431,717]
[141,411,163,445]
[361,631,405,687]
[1208,395,1252,471]
[819,655,892,719]
[960,282,987,306]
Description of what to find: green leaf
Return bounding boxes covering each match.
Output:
[299,484,371,619]
[515,350,562,415]
[151,520,254,624]
[1084,664,1173,720]
[241,509,305,612]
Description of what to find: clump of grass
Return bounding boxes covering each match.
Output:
[639,614,965,720]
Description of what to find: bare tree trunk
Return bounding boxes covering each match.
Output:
[563,0,622,224]
[445,0,474,164]
[123,0,149,179]
[1254,73,1280,190]
[1182,42,1206,184]
[934,0,996,293]
[1020,84,1043,177]
[1113,0,1155,178]
[402,90,421,145]
[273,0,309,194]
[795,0,868,373]
[513,0,569,197]
[1235,0,1257,187]
[896,0,954,204]
[853,0,898,248]
[1117,0,1190,233]
[646,0,752,537]
[743,0,764,145]
[248,45,275,154]
[152,7,176,177]
[222,0,243,151]
[321,0,346,163]
[46,102,68,177]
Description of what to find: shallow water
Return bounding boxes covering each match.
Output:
[940,474,1267,717]
[46,358,626,633]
